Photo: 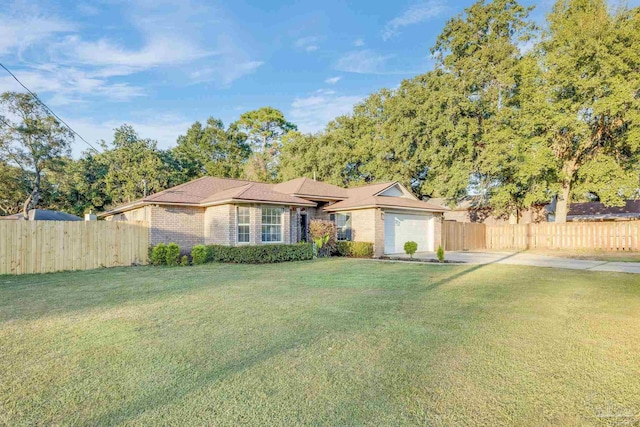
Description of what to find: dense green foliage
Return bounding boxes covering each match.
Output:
[150,243,167,266]
[0,92,73,217]
[437,245,445,263]
[165,243,181,266]
[1,0,638,222]
[190,245,212,265]
[335,241,374,258]
[180,255,189,267]
[207,243,313,263]
[404,241,418,258]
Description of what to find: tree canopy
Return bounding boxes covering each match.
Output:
[1,0,638,222]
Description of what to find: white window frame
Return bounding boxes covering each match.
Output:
[237,206,251,244]
[261,207,283,243]
[335,213,352,241]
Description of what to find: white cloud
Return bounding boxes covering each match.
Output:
[325,76,342,85]
[295,36,320,52]
[0,67,146,105]
[66,113,196,156]
[353,38,365,47]
[190,60,263,86]
[334,50,393,74]
[0,8,74,55]
[383,1,447,40]
[0,0,263,106]
[59,35,213,69]
[290,92,362,133]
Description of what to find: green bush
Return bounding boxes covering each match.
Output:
[436,245,445,263]
[180,255,189,266]
[404,241,418,258]
[150,243,167,265]
[165,243,181,266]
[336,241,374,258]
[191,245,211,265]
[207,243,313,264]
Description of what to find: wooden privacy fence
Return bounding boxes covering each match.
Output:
[486,221,640,251]
[0,221,149,275]
[442,221,486,251]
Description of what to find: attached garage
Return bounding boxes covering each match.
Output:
[384,211,434,254]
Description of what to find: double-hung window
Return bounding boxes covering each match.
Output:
[237,206,250,243]
[334,213,352,241]
[261,207,282,242]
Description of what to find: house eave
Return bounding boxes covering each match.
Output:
[324,204,447,213]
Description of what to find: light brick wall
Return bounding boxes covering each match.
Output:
[104,206,151,222]
[350,208,384,257]
[204,205,234,245]
[433,214,443,250]
[149,205,205,251]
[205,203,292,246]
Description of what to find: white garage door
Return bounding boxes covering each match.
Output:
[384,212,432,254]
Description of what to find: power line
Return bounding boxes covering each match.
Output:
[0,62,101,154]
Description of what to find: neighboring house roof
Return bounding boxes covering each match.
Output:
[0,209,82,221]
[98,177,447,217]
[272,177,349,200]
[567,200,640,221]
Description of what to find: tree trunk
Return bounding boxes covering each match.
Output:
[22,172,41,220]
[555,180,571,223]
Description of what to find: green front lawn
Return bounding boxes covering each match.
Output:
[1,260,639,426]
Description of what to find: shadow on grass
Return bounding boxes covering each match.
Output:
[83,256,524,425]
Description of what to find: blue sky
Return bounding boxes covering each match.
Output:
[0,0,580,155]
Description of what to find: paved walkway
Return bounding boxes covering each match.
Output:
[403,251,640,274]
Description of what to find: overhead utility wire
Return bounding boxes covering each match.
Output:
[0,62,101,153]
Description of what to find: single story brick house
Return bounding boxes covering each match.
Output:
[99,177,448,257]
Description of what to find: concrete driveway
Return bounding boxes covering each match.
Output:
[399,251,640,274]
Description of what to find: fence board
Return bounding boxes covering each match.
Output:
[0,221,149,275]
[442,221,486,251]
[484,220,640,252]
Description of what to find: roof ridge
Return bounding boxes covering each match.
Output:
[294,177,307,194]
[347,180,395,189]
[233,183,254,199]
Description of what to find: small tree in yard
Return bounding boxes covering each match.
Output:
[436,245,445,263]
[404,241,418,258]
[309,219,337,257]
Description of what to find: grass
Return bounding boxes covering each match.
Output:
[523,248,640,263]
[474,248,640,263]
[1,259,639,426]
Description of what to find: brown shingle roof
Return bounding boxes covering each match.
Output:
[325,182,448,212]
[568,200,640,220]
[201,182,315,206]
[273,177,348,199]
[99,176,448,217]
[99,177,316,216]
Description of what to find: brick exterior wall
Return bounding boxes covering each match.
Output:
[149,205,205,250]
[433,215,443,251]
[204,204,234,245]
[349,208,384,257]
[204,204,292,246]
